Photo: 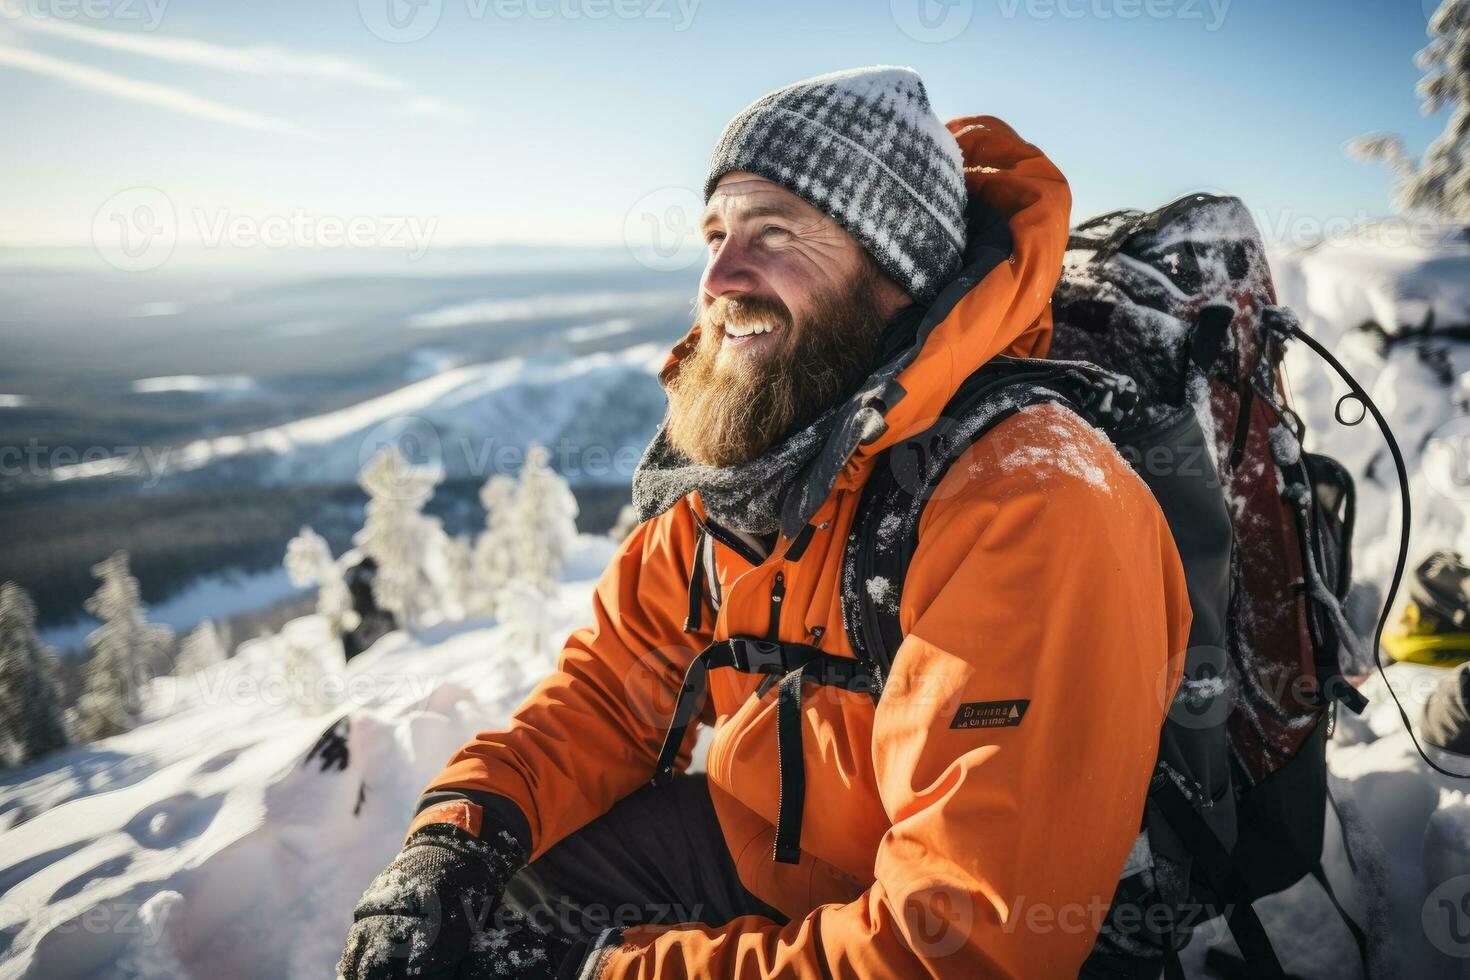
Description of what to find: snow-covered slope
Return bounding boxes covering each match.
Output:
[49,344,669,487]
[1273,224,1470,342]
[0,537,619,980]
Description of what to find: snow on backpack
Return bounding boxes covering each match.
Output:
[838,193,1416,978]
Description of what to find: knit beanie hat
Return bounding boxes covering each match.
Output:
[704,66,968,305]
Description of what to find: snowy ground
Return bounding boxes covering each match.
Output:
[0,537,619,979]
[5,225,1470,979]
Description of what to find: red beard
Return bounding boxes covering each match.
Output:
[664,265,887,468]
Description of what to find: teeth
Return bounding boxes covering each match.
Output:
[724,322,775,338]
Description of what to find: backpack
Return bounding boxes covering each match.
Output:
[839,194,1395,978]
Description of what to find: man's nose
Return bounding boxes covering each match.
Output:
[702,238,760,301]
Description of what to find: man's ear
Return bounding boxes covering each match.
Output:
[872,269,913,320]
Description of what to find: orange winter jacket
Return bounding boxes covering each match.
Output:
[422,117,1192,978]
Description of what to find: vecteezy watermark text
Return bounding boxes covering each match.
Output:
[358,0,700,43]
[92,188,439,272]
[0,0,168,29]
[994,0,1230,30]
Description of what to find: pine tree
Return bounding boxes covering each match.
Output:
[284,527,358,633]
[470,474,519,616]
[441,535,476,622]
[174,619,228,677]
[1350,0,1470,219]
[508,444,580,599]
[0,582,69,767]
[352,448,446,629]
[75,552,174,741]
[464,445,580,623]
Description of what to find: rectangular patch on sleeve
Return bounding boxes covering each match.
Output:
[406,799,483,842]
[950,699,1030,730]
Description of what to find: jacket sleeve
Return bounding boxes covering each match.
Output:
[419,499,709,860]
[589,408,1193,979]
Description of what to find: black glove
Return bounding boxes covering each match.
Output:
[338,824,522,980]
[456,907,585,980]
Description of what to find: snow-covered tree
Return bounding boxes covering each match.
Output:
[352,447,448,629]
[462,445,580,621]
[0,582,69,767]
[75,552,174,741]
[608,503,640,542]
[469,473,519,616]
[285,527,359,633]
[441,535,476,622]
[1350,0,1470,219]
[496,580,558,687]
[174,619,228,677]
[507,444,580,599]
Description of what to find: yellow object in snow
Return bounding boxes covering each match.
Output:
[1384,601,1470,666]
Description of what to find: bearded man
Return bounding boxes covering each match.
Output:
[340,67,1190,980]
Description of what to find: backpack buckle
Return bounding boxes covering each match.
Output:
[729,637,787,674]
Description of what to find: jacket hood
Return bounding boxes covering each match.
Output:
[661,115,1072,536]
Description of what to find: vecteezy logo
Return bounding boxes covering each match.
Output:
[890,0,972,43]
[1424,873,1470,957]
[1425,415,1470,502]
[898,881,973,957]
[1162,644,1235,730]
[359,0,442,42]
[623,186,704,272]
[92,188,177,272]
[621,644,703,729]
[357,415,445,498]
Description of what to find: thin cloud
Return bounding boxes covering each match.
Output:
[0,44,309,135]
[12,14,408,91]
[398,94,473,122]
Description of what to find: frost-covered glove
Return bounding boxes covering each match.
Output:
[456,908,585,980]
[337,824,522,980]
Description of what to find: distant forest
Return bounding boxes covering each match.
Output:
[0,479,632,633]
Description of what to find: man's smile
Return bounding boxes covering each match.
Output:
[720,320,781,351]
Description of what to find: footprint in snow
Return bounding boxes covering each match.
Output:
[123,792,225,850]
[50,855,133,903]
[193,747,243,775]
[0,841,87,898]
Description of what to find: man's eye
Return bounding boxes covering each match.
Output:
[705,231,726,247]
[761,225,791,241]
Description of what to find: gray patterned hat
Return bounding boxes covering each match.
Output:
[704,66,968,304]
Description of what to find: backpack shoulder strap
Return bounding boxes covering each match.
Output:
[841,357,1139,682]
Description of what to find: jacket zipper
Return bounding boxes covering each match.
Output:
[753,571,787,699]
[855,507,890,692]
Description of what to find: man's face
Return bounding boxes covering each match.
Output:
[663,173,910,468]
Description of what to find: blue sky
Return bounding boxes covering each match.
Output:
[0,0,1451,258]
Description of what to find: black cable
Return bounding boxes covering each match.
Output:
[1281,319,1470,779]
